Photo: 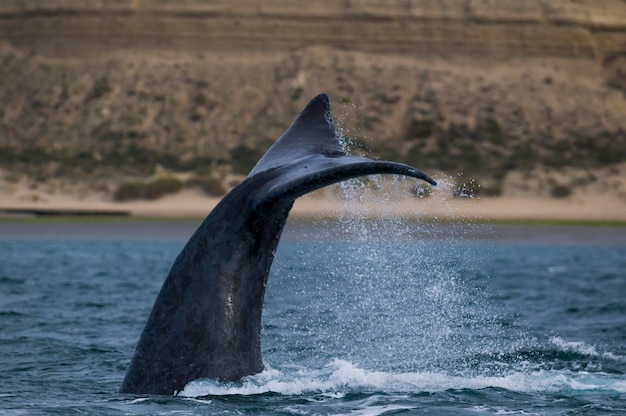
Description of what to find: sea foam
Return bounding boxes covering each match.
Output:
[178,359,626,398]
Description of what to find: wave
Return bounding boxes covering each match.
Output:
[549,336,625,361]
[178,359,626,398]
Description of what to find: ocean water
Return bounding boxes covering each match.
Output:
[1,217,625,415]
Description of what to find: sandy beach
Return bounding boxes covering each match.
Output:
[1,184,625,223]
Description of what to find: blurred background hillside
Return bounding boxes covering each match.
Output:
[0,0,625,207]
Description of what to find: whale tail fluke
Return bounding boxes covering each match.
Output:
[249,94,344,176]
[120,94,436,396]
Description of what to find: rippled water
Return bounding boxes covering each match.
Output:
[1,218,625,415]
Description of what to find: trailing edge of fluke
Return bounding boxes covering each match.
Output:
[120,93,436,395]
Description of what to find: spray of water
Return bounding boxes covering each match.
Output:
[182,177,625,398]
[308,175,509,375]
[177,148,626,401]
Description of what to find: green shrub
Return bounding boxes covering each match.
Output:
[481,178,504,197]
[112,176,183,201]
[86,76,111,101]
[186,174,227,197]
[405,118,435,140]
[4,171,21,183]
[193,92,208,106]
[113,181,144,201]
[231,144,264,175]
[550,183,572,198]
[291,87,304,101]
[481,117,504,145]
[143,177,183,200]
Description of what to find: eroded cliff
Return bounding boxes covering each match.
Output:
[0,0,625,198]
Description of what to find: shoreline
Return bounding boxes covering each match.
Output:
[1,216,625,227]
[2,216,625,245]
[1,190,625,225]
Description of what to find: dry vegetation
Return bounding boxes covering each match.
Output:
[0,0,625,202]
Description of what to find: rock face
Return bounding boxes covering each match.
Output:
[1,0,625,58]
[0,0,625,193]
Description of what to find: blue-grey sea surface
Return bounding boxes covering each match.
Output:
[0,218,625,415]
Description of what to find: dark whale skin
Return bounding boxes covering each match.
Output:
[119,94,436,395]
